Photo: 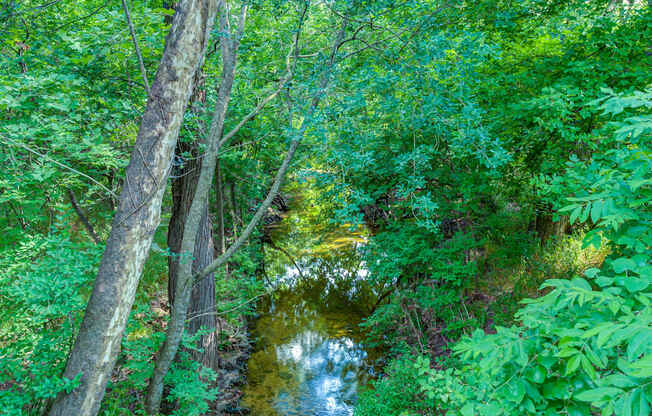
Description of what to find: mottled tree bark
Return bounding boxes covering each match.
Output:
[229,180,239,238]
[147,3,332,411]
[48,1,218,415]
[194,18,348,282]
[145,4,247,413]
[215,160,226,255]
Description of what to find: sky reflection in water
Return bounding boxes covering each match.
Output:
[241,250,377,416]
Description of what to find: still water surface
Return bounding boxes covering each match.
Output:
[241,234,379,415]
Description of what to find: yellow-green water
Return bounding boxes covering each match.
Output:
[241,211,379,415]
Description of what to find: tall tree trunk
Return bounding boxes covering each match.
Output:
[48,1,218,415]
[167,144,218,372]
[193,17,348,283]
[228,180,239,238]
[215,160,227,276]
[215,160,226,255]
[166,53,219,374]
[145,5,247,412]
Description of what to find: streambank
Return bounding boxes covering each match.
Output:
[212,317,251,414]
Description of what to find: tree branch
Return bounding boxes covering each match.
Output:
[0,134,117,198]
[265,240,306,280]
[218,79,289,148]
[194,18,348,282]
[121,0,150,94]
[67,189,100,244]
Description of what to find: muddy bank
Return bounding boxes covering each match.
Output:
[212,317,252,414]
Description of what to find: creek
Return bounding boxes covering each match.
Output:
[240,191,381,416]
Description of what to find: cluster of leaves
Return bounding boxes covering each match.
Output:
[1,0,649,414]
[409,90,651,416]
[0,1,172,246]
[308,0,516,358]
[360,225,481,352]
[101,306,219,416]
[0,230,101,415]
[355,356,432,416]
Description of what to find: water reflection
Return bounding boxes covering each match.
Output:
[242,253,379,415]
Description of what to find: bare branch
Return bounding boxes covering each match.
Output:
[217,2,308,149]
[218,80,288,148]
[194,19,349,282]
[54,1,109,31]
[186,290,271,323]
[266,240,306,280]
[67,189,101,244]
[121,0,150,94]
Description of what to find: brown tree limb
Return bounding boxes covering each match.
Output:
[145,2,247,412]
[67,189,100,244]
[194,18,348,283]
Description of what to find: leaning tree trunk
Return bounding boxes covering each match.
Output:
[215,160,226,255]
[145,4,247,412]
[165,0,218,374]
[48,1,218,415]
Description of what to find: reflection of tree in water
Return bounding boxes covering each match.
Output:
[242,247,380,415]
[243,184,381,415]
[269,243,378,316]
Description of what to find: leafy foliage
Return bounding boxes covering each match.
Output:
[0,0,649,414]
[0,232,101,415]
[409,89,652,416]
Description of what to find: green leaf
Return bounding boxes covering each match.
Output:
[461,403,474,416]
[608,301,621,315]
[574,387,623,402]
[580,202,591,223]
[528,365,546,384]
[628,354,652,378]
[543,380,571,400]
[570,205,583,224]
[568,405,591,416]
[584,268,600,278]
[558,348,580,358]
[623,277,648,293]
[624,391,634,416]
[591,200,603,223]
[612,257,637,273]
[580,355,597,380]
[566,354,581,375]
[624,389,650,416]
[636,389,650,416]
[584,346,605,369]
[627,331,652,361]
[600,374,638,388]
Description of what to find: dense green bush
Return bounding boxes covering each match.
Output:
[0,232,100,415]
[405,90,651,416]
[356,356,431,416]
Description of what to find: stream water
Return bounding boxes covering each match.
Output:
[241,206,380,415]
